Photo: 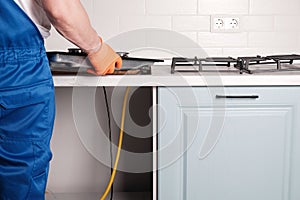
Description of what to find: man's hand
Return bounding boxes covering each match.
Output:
[87,41,122,75]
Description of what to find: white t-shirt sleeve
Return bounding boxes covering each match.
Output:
[14,0,52,38]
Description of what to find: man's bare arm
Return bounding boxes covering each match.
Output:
[41,0,100,53]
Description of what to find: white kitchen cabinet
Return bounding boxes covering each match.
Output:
[158,87,300,200]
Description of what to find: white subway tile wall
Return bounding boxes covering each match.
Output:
[198,32,248,47]
[274,16,300,32]
[250,0,300,15]
[242,16,274,32]
[248,32,299,47]
[172,16,210,31]
[94,0,146,16]
[119,16,172,32]
[45,0,300,57]
[146,0,197,15]
[179,32,198,43]
[198,0,249,14]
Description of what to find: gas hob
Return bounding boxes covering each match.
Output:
[48,49,300,76]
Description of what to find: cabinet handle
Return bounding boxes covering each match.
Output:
[216,95,259,99]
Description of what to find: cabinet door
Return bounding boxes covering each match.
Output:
[158,87,300,200]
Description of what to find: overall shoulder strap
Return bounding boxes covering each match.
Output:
[0,0,43,48]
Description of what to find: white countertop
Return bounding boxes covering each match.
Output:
[53,65,300,87]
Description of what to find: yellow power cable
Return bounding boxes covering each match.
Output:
[100,87,130,200]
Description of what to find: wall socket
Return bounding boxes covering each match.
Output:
[211,15,242,33]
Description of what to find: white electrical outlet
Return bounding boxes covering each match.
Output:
[213,18,224,29]
[211,15,242,33]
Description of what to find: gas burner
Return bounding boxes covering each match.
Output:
[171,57,237,74]
[235,56,273,74]
[171,54,300,74]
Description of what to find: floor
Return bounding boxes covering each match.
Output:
[45,192,152,200]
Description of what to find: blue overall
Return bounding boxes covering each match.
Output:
[0,1,55,199]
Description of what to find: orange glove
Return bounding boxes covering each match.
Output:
[87,38,122,75]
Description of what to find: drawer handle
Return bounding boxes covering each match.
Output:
[216,95,259,99]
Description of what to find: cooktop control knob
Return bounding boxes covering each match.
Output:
[117,52,129,58]
[68,48,86,55]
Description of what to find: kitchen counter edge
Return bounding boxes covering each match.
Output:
[53,65,300,87]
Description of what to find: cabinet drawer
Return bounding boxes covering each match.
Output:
[159,86,300,107]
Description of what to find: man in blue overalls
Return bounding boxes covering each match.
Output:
[0,1,122,199]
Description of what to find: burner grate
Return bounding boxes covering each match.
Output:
[171,57,237,74]
[236,54,300,73]
[266,54,300,70]
[171,54,300,74]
